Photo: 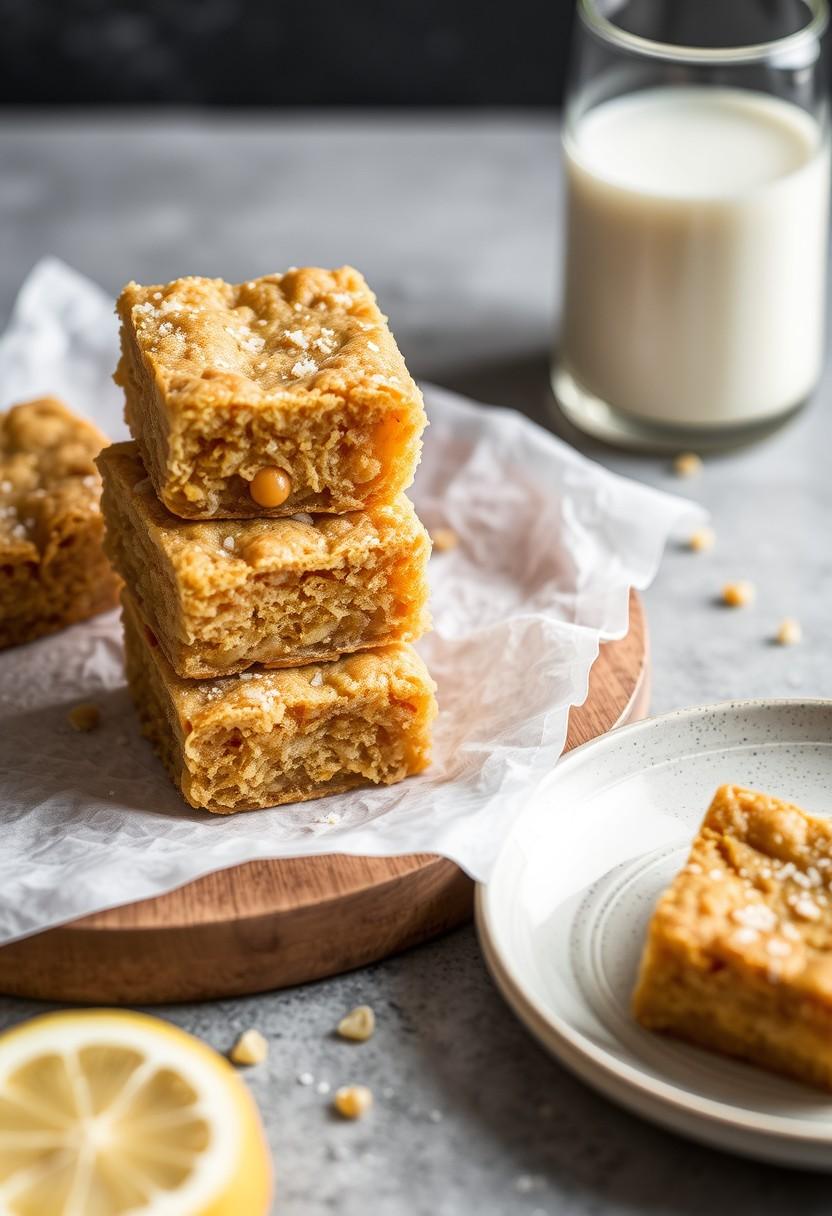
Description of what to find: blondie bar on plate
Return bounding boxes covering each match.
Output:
[633,784,832,1091]
[0,396,120,648]
[115,266,427,519]
[122,592,437,813]
[99,442,431,678]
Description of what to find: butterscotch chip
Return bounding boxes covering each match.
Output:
[0,397,120,649]
[633,785,832,1091]
[337,1005,376,1042]
[673,452,703,478]
[722,580,755,607]
[115,267,427,519]
[430,527,458,553]
[333,1085,373,1119]
[98,443,430,679]
[249,467,292,509]
[229,1028,269,1066]
[67,703,100,732]
[775,617,802,646]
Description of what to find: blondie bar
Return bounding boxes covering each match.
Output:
[633,785,832,1091]
[0,397,120,648]
[115,266,426,519]
[99,442,430,677]
[122,592,437,813]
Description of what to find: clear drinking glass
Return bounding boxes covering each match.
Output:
[552,0,831,450]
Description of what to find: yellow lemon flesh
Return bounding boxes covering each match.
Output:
[0,1010,273,1216]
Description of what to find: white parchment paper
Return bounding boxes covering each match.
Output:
[0,260,702,943]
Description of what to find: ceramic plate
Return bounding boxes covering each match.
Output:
[476,700,832,1169]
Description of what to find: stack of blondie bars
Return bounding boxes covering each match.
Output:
[98,266,437,814]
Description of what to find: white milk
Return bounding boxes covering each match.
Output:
[561,87,830,429]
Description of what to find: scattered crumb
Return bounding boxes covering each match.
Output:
[673,452,703,478]
[722,580,755,608]
[297,1071,315,1086]
[430,527,458,553]
[229,1028,268,1066]
[334,1085,373,1120]
[688,526,715,553]
[428,1109,443,1124]
[775,617,802,646]
[316,1079,331,1096]
[67,703,100,732]
[337,1005,376,1042]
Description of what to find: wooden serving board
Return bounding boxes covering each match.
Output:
[0,592,649,1005]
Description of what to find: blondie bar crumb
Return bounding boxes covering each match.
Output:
[430,527,458,553]
[0,397,120,649]
[333,1085,373,1119]
[115,266,426,520]
[122,592,436,813]
[67,703,101,732]
[775,617,802,645]
[229,1029,269,1067]
[722,580,755,607]
[99,442,430,677]
[337,1006,376,1042]
[633,784,832,1090]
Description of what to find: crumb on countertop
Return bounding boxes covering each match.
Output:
[67,703,100,732]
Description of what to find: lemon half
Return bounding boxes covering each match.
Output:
[0,1010,273,1216]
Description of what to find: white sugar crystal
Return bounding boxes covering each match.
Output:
[732,903,778,932]
[794,895,821,920]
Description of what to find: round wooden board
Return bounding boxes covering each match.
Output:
[0,592,649,1005]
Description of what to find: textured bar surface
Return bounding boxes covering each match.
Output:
[115,266,427,520]
[122,592,437,814]
[99,442,430,678]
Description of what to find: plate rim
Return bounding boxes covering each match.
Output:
[476,697,832,1156]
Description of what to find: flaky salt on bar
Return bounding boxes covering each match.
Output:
[115,266,427,520]
[98,441,431,679]
[121,592,437,814]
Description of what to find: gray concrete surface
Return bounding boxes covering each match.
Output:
[0,111,829,1214]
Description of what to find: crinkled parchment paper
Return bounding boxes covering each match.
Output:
[0,260,702,943]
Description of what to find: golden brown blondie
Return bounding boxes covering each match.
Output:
[98,442,431,678]
[0,397,120,648]
[633,785,832,1091]
[122,592,437,814]
[115,266,426,520]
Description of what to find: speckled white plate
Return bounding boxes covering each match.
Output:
[476,700,832,1169]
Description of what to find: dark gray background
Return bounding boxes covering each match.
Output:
[0,0,574,106]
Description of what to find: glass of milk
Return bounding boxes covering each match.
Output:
[553,0,831,449]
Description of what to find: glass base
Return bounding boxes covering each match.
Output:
[550,365,806,453]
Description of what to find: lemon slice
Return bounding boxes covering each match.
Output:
[0,1010,273,1216]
